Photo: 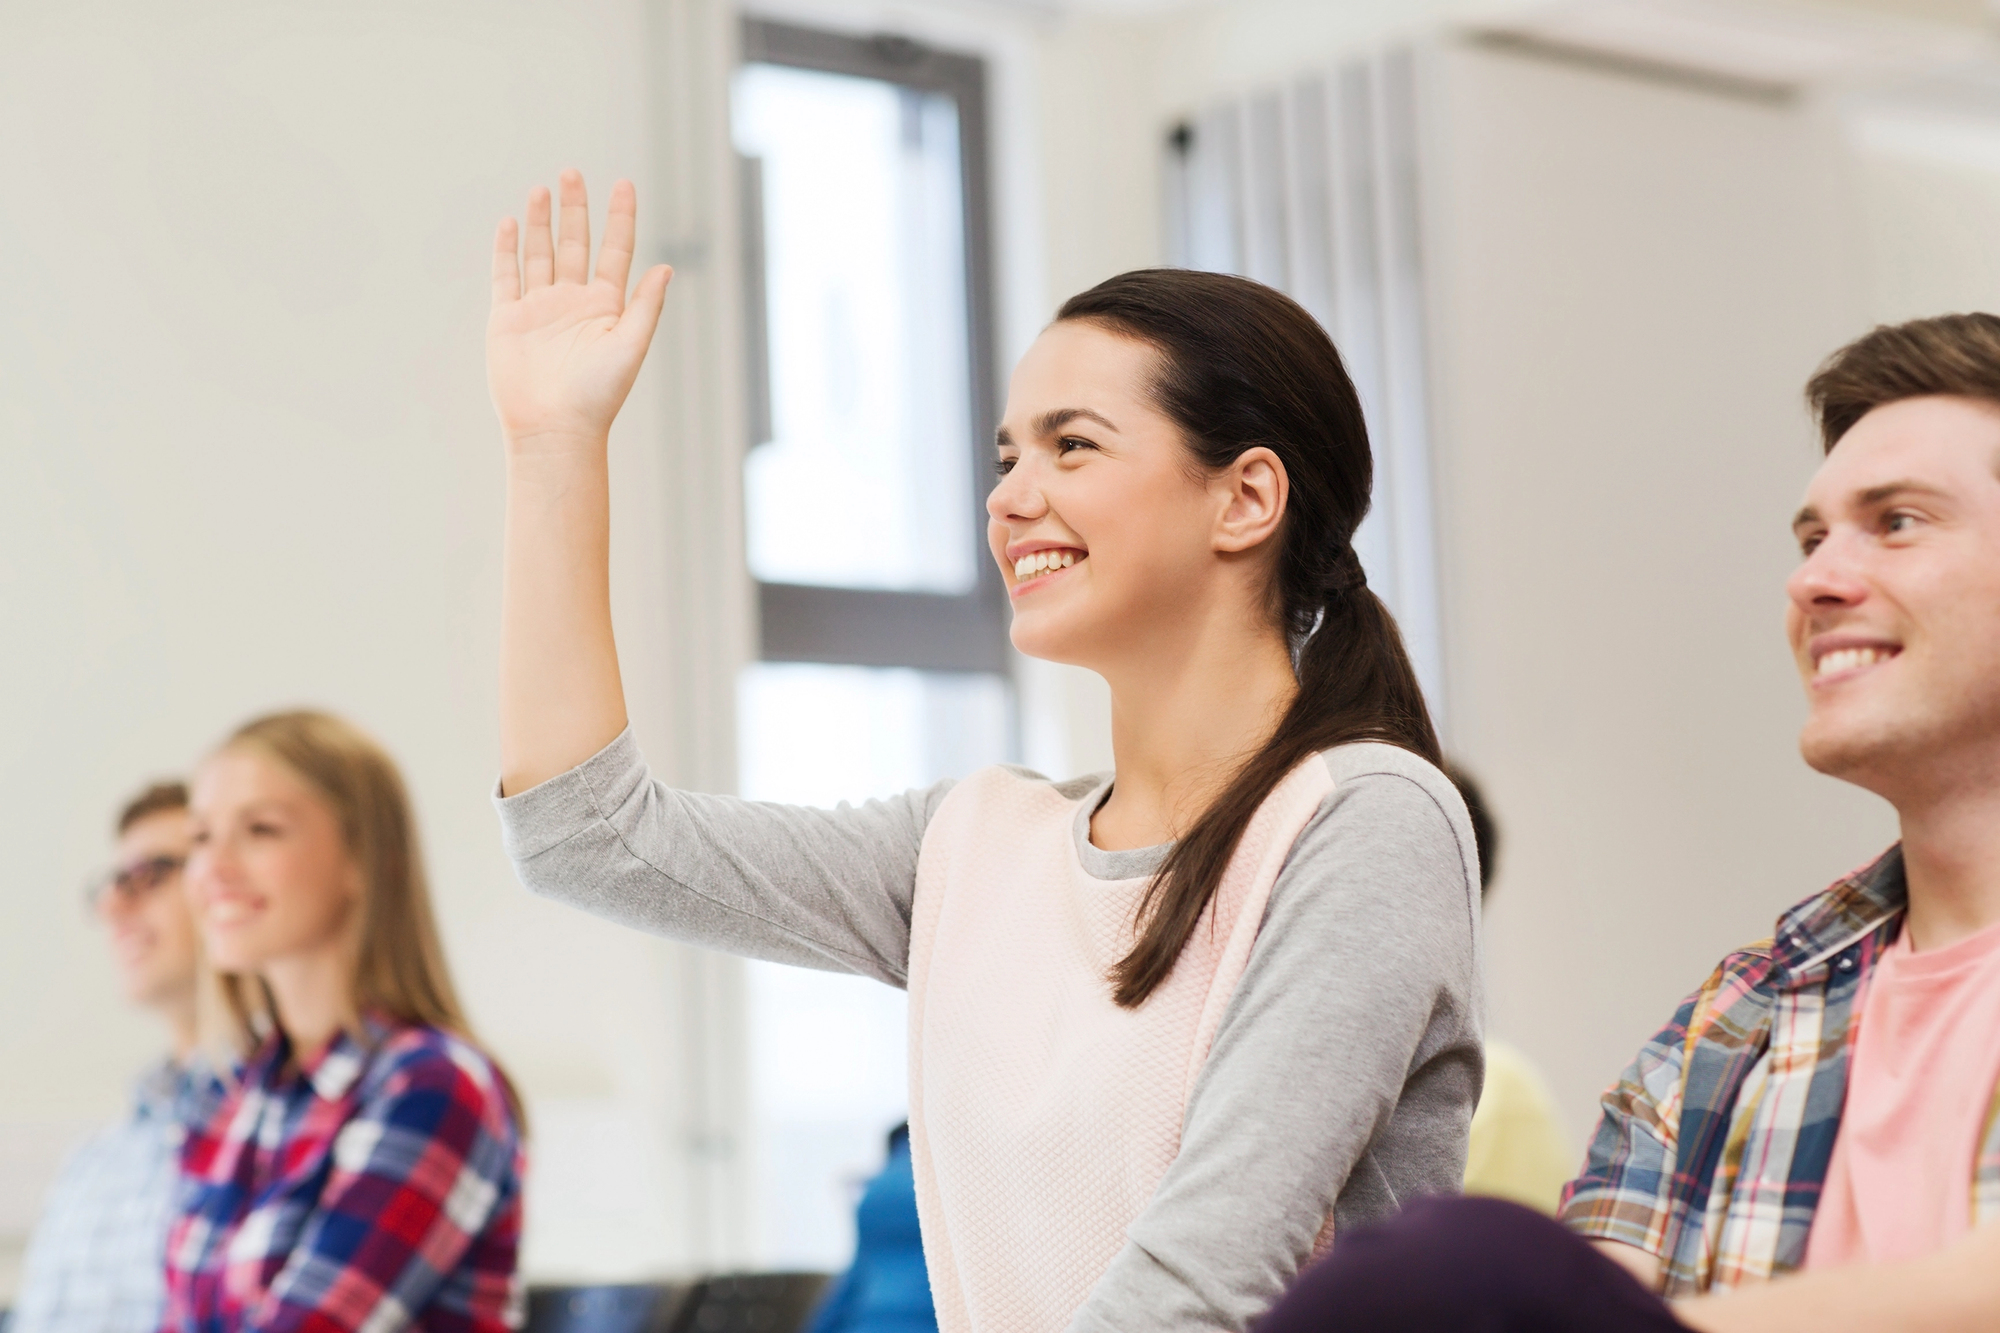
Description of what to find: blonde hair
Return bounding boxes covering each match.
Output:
[204,709,522,1125]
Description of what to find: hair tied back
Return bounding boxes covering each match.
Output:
[1323,544,1367,599]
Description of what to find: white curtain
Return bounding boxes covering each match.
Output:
[1164,49,1446,730]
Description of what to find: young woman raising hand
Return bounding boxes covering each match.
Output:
[489,172,1482,1333]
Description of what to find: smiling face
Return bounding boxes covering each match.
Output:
[988,320,1286,669]
[99,809,200,1010]
[185,746,363,977]
[1787,395,2000,797]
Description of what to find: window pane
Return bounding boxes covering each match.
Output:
[733,62,978,595]
[736,663,1011,1268]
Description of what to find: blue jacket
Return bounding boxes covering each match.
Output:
[807,1125,936,1333]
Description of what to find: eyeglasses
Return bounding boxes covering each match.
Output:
[84,855,186,912]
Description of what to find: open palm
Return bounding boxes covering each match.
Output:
[488,170,671,449]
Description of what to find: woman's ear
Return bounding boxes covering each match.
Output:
[1211,447,1289,554]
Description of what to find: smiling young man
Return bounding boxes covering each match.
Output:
[1256,314,2000,1332]
[13,782,224,1333]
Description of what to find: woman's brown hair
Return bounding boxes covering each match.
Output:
[209,709,523,1124]
[1056,269,1441,1008]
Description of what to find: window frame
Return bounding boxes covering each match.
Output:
[738,18,1009,674]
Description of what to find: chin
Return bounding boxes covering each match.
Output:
[1798,706,1920,792]
[1008,612,1091,667]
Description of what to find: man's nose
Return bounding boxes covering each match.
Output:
[1787,531,1868,612]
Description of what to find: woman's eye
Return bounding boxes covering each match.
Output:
[1056,437,1096,456]
[993,456,1016,476]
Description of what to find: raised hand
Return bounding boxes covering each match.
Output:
[488,170,672,451]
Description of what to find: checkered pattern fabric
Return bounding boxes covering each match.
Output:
[11,1060,225,1333]
[1558,846,2000,1295]
[163,1019,523,1333]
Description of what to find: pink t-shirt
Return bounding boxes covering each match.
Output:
[1806,917,2000,1268]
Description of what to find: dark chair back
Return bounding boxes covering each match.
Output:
[667,1272,833,1333]
[525,1284,698,1333]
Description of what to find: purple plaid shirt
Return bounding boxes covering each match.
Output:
[1557,846,2000,1294]
[164,1018,523,1333]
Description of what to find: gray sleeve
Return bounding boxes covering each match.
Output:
[1069,769,1485,1333]
[492,727,953,986]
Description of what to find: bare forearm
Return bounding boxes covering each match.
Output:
[500,440,627,795]
[1674,1231,2000,1333]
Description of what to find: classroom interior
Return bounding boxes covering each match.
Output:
[11,0,2000,1296]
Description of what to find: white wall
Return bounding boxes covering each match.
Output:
[0,0,734,1284]
[1418,41,1902,1137]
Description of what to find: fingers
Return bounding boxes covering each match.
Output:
[556,169,591,285]
[595,179,638,298]
[524,186,554,289]
[492,218,520,306]
[616,264,673,350]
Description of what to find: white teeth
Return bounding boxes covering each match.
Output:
[1816,646,1891,679]
[1014,550,1081,580]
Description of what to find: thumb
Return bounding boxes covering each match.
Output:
[616,265,673,349]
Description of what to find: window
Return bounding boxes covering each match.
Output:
[731,19,1012,1270]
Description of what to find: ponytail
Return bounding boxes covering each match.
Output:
[1055,270,1440,1009]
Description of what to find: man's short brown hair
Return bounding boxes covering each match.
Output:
[117,780,188,835]
[1806,312,2000,454]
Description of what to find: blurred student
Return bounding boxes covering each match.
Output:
[1257,314,2000,1331]
[486,175,1480,1332]
[165,711,523,1333]
[13,783,224,1333]
[1447,765,1574,1215]
[806,1124,936,1333]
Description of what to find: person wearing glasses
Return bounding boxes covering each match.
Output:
[12,782,225,1333]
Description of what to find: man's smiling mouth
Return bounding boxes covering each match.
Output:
[1812,644,1900,682]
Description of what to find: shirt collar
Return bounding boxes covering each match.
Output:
[132,1056,184,1120]
[246,1014,390,1103]
[1771,844,1906,977]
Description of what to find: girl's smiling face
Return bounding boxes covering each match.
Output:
[185,747,362,976]
[989,321,1268,669]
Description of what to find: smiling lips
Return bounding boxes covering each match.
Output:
[1011,548,1084,590]
[1813,644,1899,682]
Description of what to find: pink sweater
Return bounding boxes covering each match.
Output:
[905,758,1334,1333]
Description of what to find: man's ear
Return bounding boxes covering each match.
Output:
[1212,446,1289,554]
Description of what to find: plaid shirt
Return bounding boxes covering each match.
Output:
[164,1018,523,1333]
[12,1059,226,1333]
[1559,846,2000,1295]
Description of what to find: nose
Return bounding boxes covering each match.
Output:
[987,454,1047,526]
[1786,529,1869,619]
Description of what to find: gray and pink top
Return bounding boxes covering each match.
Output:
[496,729,1483,1333]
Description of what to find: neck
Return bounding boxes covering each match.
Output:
[158,989,199,1064]
[1888,760,2000,951]
[260,946,359,1058]
[1090,608,1298,851]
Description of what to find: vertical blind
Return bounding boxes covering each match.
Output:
[1164,48,1447,729]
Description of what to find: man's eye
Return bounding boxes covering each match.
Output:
[1885,512,1917,534]
[1799,533,1824,556]
[993,457,1016,476]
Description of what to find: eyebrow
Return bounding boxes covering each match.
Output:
[1792,479,1952,530]
[995,406,1120,450]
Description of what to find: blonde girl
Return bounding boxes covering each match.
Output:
[167,711,523,1333]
